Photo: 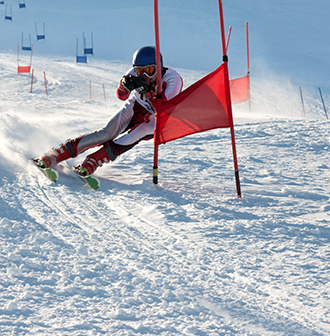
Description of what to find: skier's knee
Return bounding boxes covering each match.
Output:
[103,142,117,161]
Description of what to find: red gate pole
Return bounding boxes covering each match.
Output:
[225,26,232,53]
[246,22,251,112]
[43,71,48,96]
[218,0,242,198]
[29,44,34,74]
[153,0,163,185]
[30,69,34,93]
[103,83,106,102]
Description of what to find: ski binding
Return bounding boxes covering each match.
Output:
[31,159,59,183]
[66,163,100,190]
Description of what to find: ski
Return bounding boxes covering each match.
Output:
[31,159,59,183]
[65,162,100,190]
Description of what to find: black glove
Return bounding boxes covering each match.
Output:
[121,74,149,93]
[134,76,150,94]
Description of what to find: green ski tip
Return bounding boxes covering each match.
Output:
[85,176,100,190]
[44,168,59,183]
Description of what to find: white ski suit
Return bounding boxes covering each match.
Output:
[76,66,183,154]
[39,66,183,174]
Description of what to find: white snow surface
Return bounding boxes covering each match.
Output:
[1,1,330,335]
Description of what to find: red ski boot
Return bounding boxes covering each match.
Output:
[74,144,115,176]
[37,136,84,168]
[38,144,71,168]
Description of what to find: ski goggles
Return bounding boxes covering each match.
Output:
[134,65,156,77]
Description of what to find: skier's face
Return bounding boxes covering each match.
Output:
[134,65,156,78]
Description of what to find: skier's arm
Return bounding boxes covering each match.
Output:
[116,74,149,101]
[148,68,183,104]
[162,69,183,101]
[116,82,130,101]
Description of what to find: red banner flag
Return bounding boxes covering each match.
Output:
[152,0,241,197]
[18,66,31,74]
[229,75,250,104]
[158,64,231,145]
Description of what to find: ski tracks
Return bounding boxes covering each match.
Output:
[6,162,329,335]
[21,170,236,330]
[19,165,329,336]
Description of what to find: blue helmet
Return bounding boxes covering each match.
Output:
[132,46,163,70]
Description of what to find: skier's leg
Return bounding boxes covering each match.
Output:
[76,120,155,176]
[38,102,134,168]
[74,101,134,153]
[109,120,155,156]
[74,142,116,176]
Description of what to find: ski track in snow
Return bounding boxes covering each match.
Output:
[1,111,330,335]
[1,0,330,334]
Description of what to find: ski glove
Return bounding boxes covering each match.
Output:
[121,74,149,93]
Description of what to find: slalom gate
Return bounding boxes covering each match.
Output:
[17,43,33,74]
[35,22,46,41]
[152,0,242,198]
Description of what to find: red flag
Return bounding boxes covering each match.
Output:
[158,64,231,145]
[18,66,31,74]
[229,75,250,104]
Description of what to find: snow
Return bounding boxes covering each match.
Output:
[1,0,330,335]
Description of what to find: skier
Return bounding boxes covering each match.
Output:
[34,46,183,177]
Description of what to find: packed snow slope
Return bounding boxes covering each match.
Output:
[1,1,330,335]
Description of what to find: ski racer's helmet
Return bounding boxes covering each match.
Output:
[132,46,163,79]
